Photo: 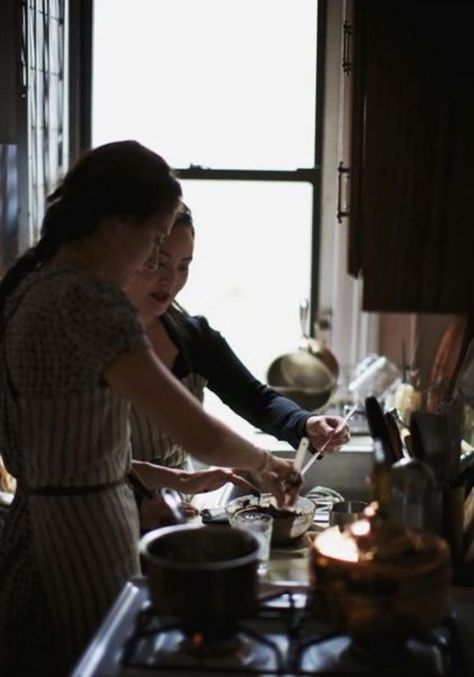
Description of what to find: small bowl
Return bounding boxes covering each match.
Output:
[328,500,368,531]
[226,493,316,546]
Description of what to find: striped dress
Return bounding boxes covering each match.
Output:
[130,372,206,470]
[0,266,150,676]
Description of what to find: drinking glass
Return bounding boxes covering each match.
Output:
[229,511,274,574]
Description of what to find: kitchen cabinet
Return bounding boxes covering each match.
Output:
[345,0,474,313]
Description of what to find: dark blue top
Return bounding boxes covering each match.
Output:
[162,312,312,450]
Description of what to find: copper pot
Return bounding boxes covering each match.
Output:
[309,507,452,644]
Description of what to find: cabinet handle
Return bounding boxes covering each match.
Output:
[337,162,351,223]
[342,20,353,75]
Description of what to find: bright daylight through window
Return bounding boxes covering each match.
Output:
[93,0,319,429]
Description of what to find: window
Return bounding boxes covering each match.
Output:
[92,0,323,427]
[0,0,68,271]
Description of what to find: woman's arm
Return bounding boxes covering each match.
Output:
[180,316,349,452]
[175,316,311,446]
[132,459,258,494]
[105,346,301,504]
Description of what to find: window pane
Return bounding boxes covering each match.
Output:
[178,181,312,384]
[92,0,317,169]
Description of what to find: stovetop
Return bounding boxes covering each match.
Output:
[72,578,461,676]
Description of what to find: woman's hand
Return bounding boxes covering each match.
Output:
[305,415,350,455]
[139,494,198,531]
[250,453,302,507]
[179,468,258,495]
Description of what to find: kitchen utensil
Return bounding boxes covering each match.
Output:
[383,410,405,461]
[305,485,346,521]
[410,412,455,486]
[438,397,464,485]
[266,300,337,411]
[298,298,340,379]
[390,457,436,529]
[140,524,260,638]
[328,500,368,531]
[388,407,415,457]
[365,396,398,465]
[159,487,186,524]
[294,436,310,471]
[309,440,452,644]
[310,516,451,643]
[225,493,316,546]
[453,446,474,487]
[301,403,358,477]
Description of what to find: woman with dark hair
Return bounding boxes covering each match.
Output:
[0,141,301,676]
[126,203,349,525]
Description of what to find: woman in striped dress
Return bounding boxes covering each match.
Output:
[0,141,301,676]
[126,204,350,526]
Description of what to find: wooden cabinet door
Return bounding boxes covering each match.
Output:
[348,0,474,313]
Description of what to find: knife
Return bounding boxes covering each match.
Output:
[365,396,397,465]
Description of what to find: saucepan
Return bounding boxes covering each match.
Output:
[328,500,368,532]
[140,523,260,638]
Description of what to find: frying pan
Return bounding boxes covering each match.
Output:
[266,299,338,411]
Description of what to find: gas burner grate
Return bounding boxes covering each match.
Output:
[121,622,285,673]
[295,614,461,675]
[117,588,460,675]
[119,593,306,674]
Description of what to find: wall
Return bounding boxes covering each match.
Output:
[318,0,379,375]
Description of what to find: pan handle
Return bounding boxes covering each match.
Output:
[160,487,186,525]
[299,298,310,340]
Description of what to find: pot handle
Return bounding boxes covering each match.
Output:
[160,487,186,524]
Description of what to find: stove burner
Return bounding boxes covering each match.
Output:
[116,587,459,675]
[297,616,460,675]
[121,605,285,672]
[180,633,247,658]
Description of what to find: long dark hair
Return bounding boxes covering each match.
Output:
[0,140,182,321]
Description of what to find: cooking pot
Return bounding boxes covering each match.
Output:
[140,524,260,638]
[266,299,338,411]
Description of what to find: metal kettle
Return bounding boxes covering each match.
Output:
[309,440,452,643]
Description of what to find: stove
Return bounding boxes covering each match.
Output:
[72,577,464,676]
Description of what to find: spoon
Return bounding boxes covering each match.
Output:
[294,436,310,471]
